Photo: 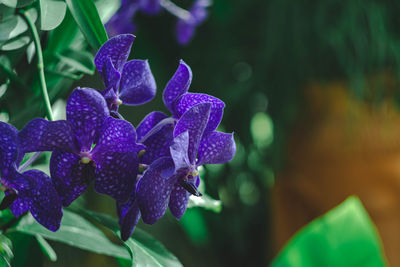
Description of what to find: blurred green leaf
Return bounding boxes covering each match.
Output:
[187,194,222,213]
[0,8,37,51]
[73,209,183,267]
[271,196,388,267]
[35,234,57,262]
[54,48,95,74]
[95,0,121,23]
[0,35,30,51]
[11,211,131,260]
[39,0,67,31]
[0,15,27,42]
[1,0,34,8]
[0,234,13,267]
[46,10,80,53]
[65,0,108,50]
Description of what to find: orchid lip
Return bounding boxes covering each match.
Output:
[80,151,93,164]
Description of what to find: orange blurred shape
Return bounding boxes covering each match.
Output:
[272,75,400,266]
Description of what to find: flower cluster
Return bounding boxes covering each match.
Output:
[106,0,211,45]
[0,34,235,240]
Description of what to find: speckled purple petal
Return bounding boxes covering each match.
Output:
[18,119,78,154]
[140,120,174,165]
[140,0,161,14]
[50,151,95,206]
[118,199,141,241]
[93,151,138,202]
[197,131,236,165]
[170,131,190,171]
[174,93,225,133]
[102,57,120,90]
[168,182,190,219]
[136,111,168,141]
[137,157,175,224]
[8,188,29,217]
[0,121,20,170]
[66,88,109,150]
[119,60,156,105]
[92,117,140,202]
[174,103,211,164]
[94,117,139,153]
[19,170,62,231]
[94,34,135,73]
[163,60,192,113]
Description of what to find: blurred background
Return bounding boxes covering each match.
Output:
[5,0,400,266]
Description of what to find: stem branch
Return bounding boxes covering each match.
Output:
[160,0,191,21]
[19,10,54,121]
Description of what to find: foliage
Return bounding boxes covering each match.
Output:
[271,197,388,267]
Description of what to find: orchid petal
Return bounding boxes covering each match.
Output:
[174,103,211,164]
[140,120,174,165]
[119,60,156,105]
[18,119,78,154]
[174,93,225,133]
[94,34,135,73]
[137,157,175,224]
[66,88,109,150]
[168,182,190,219]
[0,122,21,170]
[50,151,95,206]
[197,131,236,165]
[170,131,190,171]
[163,60,192,113]
[136,111,168,141]
[92,117,140,202]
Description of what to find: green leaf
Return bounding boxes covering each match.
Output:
[0,35,30,51]
[46,10,80,53]
[0,8,37,51]
[0,234,13,267]
[65,0,108,50]
[73,209,183,267]
[95,0,121,24]
[39,0,67,31]
[54,48,95,74]
[0,15,27,42]
[35,234,57,262]
[1,0,34,8]
[271,196,388,267]
[0,5,18,21]
[11,210,131,260]
[187,194,222,213]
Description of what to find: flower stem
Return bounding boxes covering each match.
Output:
[18,152,42,172]
[19,10,54,121]
[160,0,191,21]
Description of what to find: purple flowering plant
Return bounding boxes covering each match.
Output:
[0,0,233,264]
[0,0,234,259]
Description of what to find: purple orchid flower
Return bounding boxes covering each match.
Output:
[106,0,139,37]
[18,88,144,206]
[106,0,210,45]
[117,61,235,240]
[137,103,235,224]
[94,34,156,112]
[0,122,62,231]
[136,60,226,165]
[176,0,211,45]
